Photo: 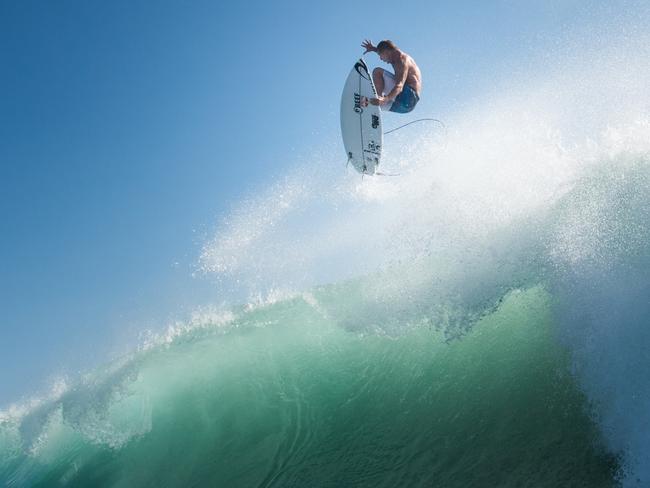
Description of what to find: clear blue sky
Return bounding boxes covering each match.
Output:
[0,0,634,405]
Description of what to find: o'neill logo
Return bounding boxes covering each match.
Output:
[354,93,363,113]
[354,60,370,80]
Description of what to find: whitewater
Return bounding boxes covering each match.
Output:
[2,27,650,488]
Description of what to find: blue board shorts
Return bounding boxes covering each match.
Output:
[389,84,420,113]
[380,70,419,114]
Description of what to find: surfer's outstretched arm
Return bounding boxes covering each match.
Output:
[362,39,377,53]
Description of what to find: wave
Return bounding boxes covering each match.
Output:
[0,285,620,487]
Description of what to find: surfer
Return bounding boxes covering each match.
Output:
[361,39,422,114]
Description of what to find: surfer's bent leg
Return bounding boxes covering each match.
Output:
[373,68,397,96]
[374,69,397,110]
[372,68,385,96]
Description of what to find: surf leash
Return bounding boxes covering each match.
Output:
[383,118,446,136]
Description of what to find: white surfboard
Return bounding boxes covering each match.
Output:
[340,58,383,175]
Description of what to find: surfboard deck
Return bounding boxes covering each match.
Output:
[340,58,383,175]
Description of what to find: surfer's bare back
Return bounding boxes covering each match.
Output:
[361,39,421,114]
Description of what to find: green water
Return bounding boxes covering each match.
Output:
[2,286,618,487]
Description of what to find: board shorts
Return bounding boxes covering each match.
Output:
[381,70,420,114]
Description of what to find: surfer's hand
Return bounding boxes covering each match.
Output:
[369,97,386,106]
[362,39,376,53]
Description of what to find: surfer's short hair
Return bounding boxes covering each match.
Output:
[377,40,397,53]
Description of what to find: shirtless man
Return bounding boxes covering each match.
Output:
[361,39,422,114]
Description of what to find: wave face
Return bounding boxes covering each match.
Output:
[3,26,650,488]
[0,288,618,487]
